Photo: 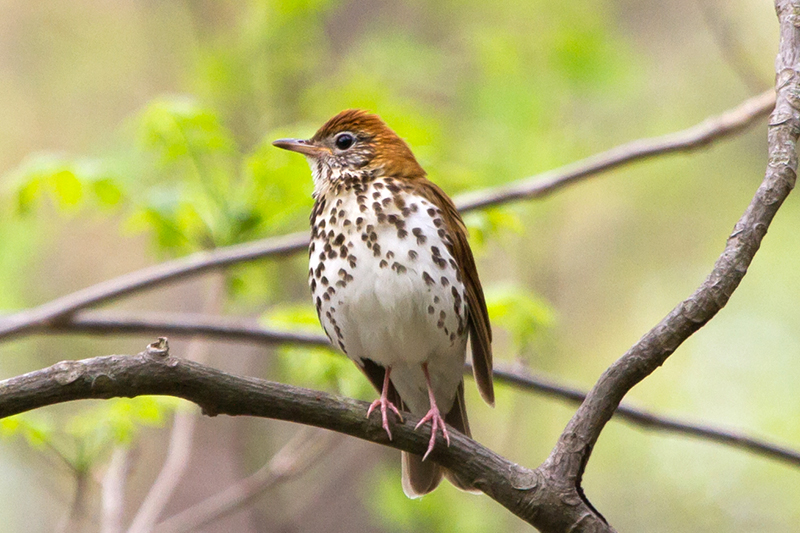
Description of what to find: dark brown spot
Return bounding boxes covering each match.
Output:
[433,218,443,228]
[338,268,347,278]
[379,259,388,268]
[310,279,317,291]
[412,228,427,245]
[397,229,408,239]
[408,250,418,260]
[431,246,440,256]
[356,217,364,225]
[427,208,436,217]
[392,262,407,274]
[422,272,435,286]
[336,280,346,288]
[373,191,381,199]
[334,234,345,245]
[428,305,435,314]
[321,276,329,286]
[441,276,450,286]
[372,243,382,257]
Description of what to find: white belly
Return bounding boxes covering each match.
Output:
[308,178,468,413]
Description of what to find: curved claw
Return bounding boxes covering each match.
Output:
[415,405,450,461]
[367,396,403,440]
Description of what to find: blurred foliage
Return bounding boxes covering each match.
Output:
[0,0,792,532]
[263,303,375,400]
[0,397,176,472]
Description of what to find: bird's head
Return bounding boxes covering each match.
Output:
[273,109,425,192]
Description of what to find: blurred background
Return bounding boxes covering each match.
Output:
[0,0,795,531]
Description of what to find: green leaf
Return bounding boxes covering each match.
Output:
[485,284,556,352]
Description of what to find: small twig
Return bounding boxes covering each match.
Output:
[101,447,130,533]
[0,90,774,343]
[57,468,89,533]
[32,309,800,469]
[155,428,342,533]
[697,0,768,93]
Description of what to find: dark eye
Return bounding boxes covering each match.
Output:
[334,133,355,150]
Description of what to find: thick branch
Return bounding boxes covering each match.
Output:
[35,310,800,468]
[543,0,799,504]
[0,90,774,342]
[0,351,600,531]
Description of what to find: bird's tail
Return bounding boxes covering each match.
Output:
[401,381,478,497]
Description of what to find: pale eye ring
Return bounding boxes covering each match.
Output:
[334,132,355,150]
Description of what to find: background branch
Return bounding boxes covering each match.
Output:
[0,90,774,343]
[155,428,342,533]
[30,309,800,469]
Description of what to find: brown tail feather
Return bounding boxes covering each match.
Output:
[402,381,478,496]
[442,381,480,493]
[401,451,443,498]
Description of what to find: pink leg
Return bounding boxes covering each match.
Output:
[414,363,451,461]
[367,366,403,440]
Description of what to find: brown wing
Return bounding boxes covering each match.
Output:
[417,181,495,406]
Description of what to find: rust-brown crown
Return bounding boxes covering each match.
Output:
[273,109,425,179]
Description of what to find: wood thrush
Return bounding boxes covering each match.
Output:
[273,110,494,497]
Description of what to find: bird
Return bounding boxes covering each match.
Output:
[273,109,494,497]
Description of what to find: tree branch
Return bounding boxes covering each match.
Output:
[540,0,800,518]
[155,428,342,533]
[0,90,774,343]
[0,348,594,531]
[32,309,800,469]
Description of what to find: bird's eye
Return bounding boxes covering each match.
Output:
[334,133,355,150]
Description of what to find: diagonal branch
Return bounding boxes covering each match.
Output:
[36,309,800,468]
[541,0,800,516]
[0,90,774,343]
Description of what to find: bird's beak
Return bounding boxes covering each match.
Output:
[272,138,327,157]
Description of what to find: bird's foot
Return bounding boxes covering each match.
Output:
[414,404,450,461]
[367,396,403,440]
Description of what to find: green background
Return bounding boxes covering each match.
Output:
[0,1,794,531]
